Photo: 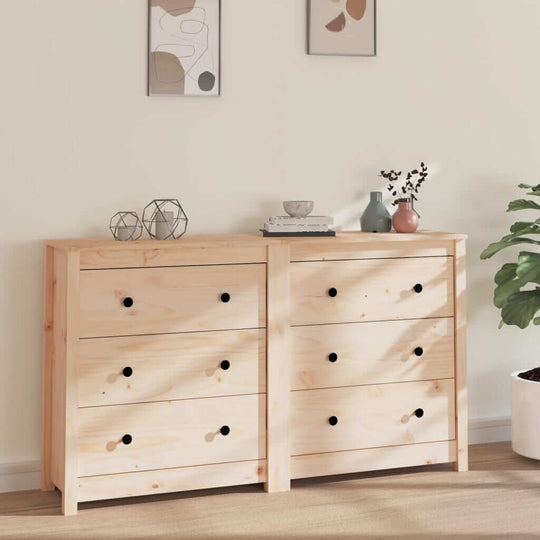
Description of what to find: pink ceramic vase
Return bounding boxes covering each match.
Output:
[392,200,419,233]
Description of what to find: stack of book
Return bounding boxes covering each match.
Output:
[262,215,335,237]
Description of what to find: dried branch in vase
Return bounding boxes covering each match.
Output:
[380,162,429,206]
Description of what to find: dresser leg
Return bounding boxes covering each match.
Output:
[41,245,55,492]
[62,490,78,516]
[265,244,291,494]
[264,473,291,493]
[454,446,469,472]
[453,239,468,473]
[41,478,55,492]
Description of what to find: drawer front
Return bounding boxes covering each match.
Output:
[78,329,266,407]
[291,318,454,390]
[291,380,455,456]
[290,257,454,326]
[77,394,266,477]
[79,264,266,338]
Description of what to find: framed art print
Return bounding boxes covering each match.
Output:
[148,0,221,96]
[308,0,376,56]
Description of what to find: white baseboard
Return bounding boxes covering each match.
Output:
[0,418,512,494]
[468,416,511,445]
[0,460,41,494]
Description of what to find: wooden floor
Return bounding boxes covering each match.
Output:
[1,442,540,539]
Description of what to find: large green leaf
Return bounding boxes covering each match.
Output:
[501,289,540,328]
[516,251,540,285]
[519,183,540,196]
[508,199,540,212]
[494,263,517,285]
[510,220,540,233]
[494,278,524,309]
[483,184,540,329]
[480,237,540,259]
[501,224,540,242]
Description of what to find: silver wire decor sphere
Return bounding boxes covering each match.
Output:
[110,212,143,241]
[142,199,189,240]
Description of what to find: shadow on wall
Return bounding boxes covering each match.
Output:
[463,175,526,323]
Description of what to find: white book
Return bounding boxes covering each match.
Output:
[264,223,329,233]
[268,215,334,226]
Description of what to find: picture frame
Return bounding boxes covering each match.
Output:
[308,0,376,57]
[148,0,221,97]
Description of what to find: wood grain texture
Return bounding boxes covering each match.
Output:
[41,232,467,514]
[41,245,55,491]
[291,380,455,456]
[63,251,81,516]
[49,250,80,515]
[77,394,266,477]
[79,264,266,338]
[50,250,67,494]
[291,318,454,390]
[290,243,455,262]
[45,231,467,251]
[80,246,268,270]
[77,460,267,503]
[290,257,454,326]
[78,329,265,407]
[292,440,456,479]
[265,243,291,493]
[454,239,468,471]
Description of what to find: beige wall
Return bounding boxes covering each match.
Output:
[1,0,539,466]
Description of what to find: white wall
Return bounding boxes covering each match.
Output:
[1,0,539,472]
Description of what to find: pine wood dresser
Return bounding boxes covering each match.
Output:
[42,232,467,514]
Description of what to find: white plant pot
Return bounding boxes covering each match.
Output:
[512,370,540,460]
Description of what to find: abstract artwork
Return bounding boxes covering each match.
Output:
[308,0,376,56]
[148,0,220,96]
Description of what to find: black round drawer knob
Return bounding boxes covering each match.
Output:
[122,367,133,377]
[123,297,134,308]
[328,288,338,298]
[220,293,231,303]
[122,434,133,445]
[220,425,231,436]
[414,408,424,418]
[413,284,423,294]
[328,416,339,426]
[328,353,338,363]
[414,347,424,357]
[220,360,231,371]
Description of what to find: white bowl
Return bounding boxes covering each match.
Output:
[283,201,314,218]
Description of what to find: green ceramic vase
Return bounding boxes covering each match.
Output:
[360,192,392,233]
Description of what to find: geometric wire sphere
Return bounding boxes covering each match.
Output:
[109,211,143,241]
[142,199,188,240]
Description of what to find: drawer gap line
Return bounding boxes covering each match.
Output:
[81,262,267,271]
[290,316,454,329]
[291,377,455,393]
[291,439,457,458]
[77,458,267,479]
[78,392,267,409]
[79,326,267,340]
[291,255,454,264]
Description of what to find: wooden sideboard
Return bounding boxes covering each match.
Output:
[42,232,467,515]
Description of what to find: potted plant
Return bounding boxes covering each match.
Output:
[480,183,540,459]
[380,162,429,233]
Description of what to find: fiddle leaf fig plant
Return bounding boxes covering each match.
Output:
[480,183,540,329]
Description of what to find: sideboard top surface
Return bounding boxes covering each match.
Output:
[45,231,467,251]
